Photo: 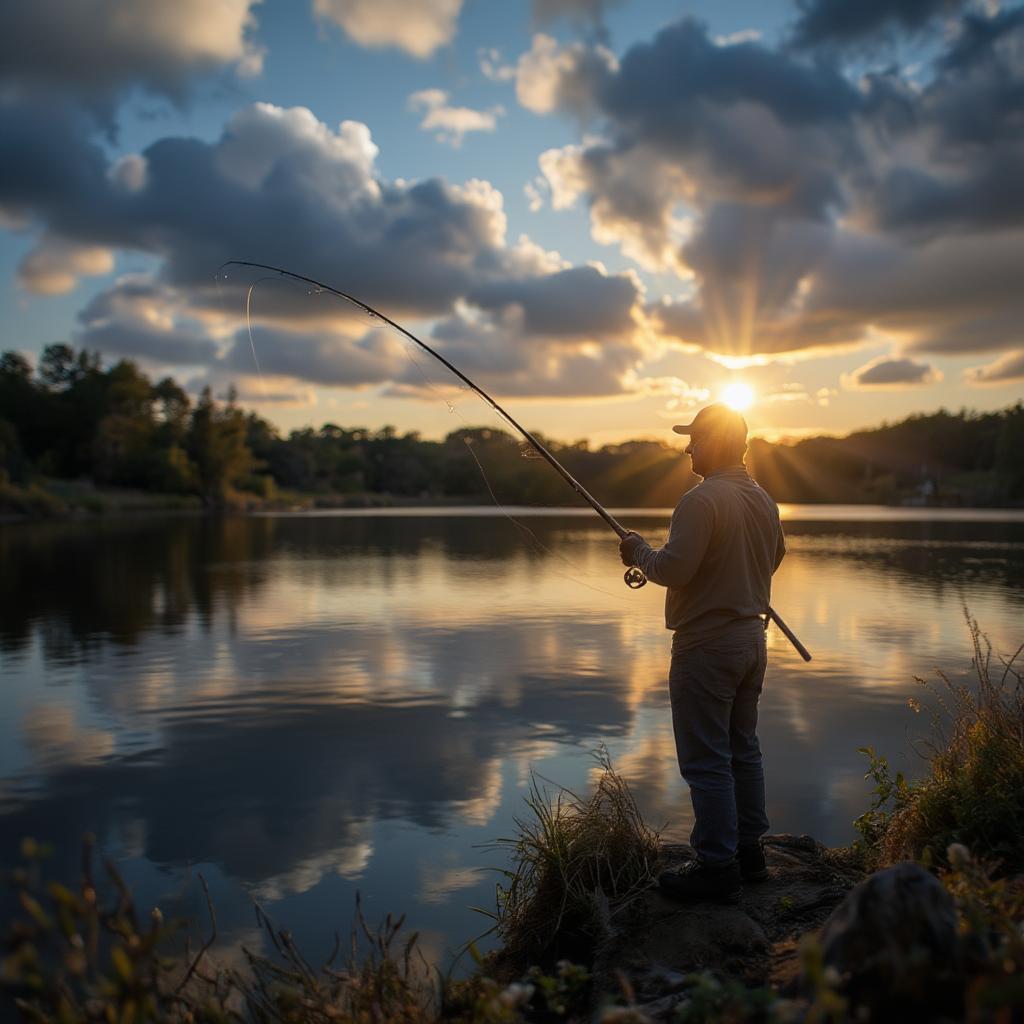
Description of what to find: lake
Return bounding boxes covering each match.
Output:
[1,507,1022,972]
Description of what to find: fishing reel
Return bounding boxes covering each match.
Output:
[623,567,647,589]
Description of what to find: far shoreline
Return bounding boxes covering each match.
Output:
[4,487,1024,526]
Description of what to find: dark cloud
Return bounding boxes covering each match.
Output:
[76,320,220,367]
[859,8,1024,238]
[937,6,1024,73]
[220,325,405,387]
[397,313,639,397]
[0,99,109,215]
[790,0,966,50]
[605,19,860,131]
[527,11,1024,363]
[846,356,941,387]
[467,264,639,338]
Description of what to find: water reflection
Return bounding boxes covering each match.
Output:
[1,511,1022,967]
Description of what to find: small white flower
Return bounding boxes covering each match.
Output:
[947,843,972,867]
[499,982,535,1008]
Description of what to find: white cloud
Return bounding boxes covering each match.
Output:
[313,0,463,58]
[524,178,548,212]
[408,89,503,147]
[18,235,114,295]
[0,0,264,111]
[478,47,516,82]
[515,33,616,115]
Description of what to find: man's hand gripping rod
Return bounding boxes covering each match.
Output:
[599,505,811,663]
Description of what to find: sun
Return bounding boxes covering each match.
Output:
[719,381,755,411]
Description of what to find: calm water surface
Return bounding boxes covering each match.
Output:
[1,508,1022,970]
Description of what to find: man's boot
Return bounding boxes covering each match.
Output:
[738,842,769,882]
[658,858,742,904]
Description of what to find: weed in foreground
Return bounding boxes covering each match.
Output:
[1,836,435,1023]
[483,749,661,967]
[853,612,1024,874]
[941,843,1024,1020]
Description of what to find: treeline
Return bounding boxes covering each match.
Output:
[1,344,1023,509]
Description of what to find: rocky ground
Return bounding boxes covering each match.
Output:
[590,834,865,1018]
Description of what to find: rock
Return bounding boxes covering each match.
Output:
[814,861,965,1020]
[590,835,863,1006]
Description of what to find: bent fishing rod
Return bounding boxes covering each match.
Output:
[220,260,812,662]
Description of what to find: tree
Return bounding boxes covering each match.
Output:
[994,402,1024,501]
[186,388,255,504]
[38,344,77,391]
[153,377,191,444]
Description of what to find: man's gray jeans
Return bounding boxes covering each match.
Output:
[669,624,770,865]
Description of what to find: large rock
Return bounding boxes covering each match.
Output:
[814,861,965,1020]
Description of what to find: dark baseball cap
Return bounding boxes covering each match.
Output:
[673,403,748,446]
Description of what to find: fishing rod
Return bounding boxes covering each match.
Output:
[219,260,812,662]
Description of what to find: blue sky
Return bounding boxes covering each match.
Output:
[2,0,1022,444]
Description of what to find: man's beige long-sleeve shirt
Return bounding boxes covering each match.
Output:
[631,465,785,648]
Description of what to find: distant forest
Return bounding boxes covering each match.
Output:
[2,344,1023,510]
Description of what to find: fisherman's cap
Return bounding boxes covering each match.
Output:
[673,403,748,446]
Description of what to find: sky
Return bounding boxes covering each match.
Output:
[1,0,1022,445]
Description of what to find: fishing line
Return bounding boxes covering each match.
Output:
[225,265,632,601]
[380,306,635,599]
[459,432,631,602]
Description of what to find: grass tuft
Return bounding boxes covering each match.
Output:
[854,611,1024,875]
[484,748,661,966]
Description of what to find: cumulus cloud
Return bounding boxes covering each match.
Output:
[520,12,1024,366]
[2,101,511,314]
[313,0,462,58]
[523,20,855,287]
[516,33,617,115]
[409,89,503,147]
[1,99,648,399]
[843,355,943,388]
[857,8,1024,239]
[0,0,263,115]
[966,350,1024,385]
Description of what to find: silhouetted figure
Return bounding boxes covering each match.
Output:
[620,403,786,903]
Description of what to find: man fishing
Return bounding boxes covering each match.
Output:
[619,403,786,904]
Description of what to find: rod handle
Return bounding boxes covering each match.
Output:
[767,606,812,662]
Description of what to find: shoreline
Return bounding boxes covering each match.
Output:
[3,481,1024,526]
